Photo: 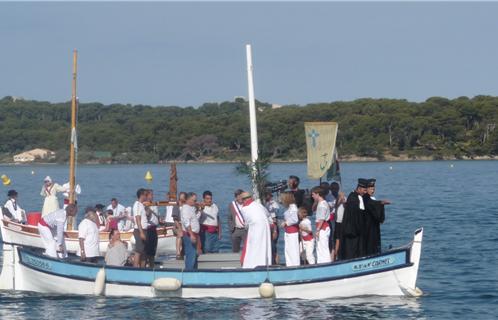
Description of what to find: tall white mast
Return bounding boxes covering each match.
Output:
[246,44,259,200]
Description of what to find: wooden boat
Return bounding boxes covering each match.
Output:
[0,218,176,254]
[0,228,423,298]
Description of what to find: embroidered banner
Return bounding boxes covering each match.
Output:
[304,122,338,180]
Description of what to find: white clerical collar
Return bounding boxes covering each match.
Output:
[358,195,365,210]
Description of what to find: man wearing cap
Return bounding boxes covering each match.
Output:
[4,190,26,223]
[363,179,390,255]
[38,204,78,258]
[239,192,272,269]
[340,178,368,259]
[40,176,66,217]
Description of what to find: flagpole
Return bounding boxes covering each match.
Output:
[246,44,259,200]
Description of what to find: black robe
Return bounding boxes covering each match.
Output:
[363,194,385,255]
[340,191,367,260]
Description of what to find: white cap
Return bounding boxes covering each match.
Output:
[44,176,52,183]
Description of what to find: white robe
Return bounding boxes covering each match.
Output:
[40,183,66,217]
[240,201,272,269]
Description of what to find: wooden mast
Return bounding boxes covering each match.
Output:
[68,50,78,230]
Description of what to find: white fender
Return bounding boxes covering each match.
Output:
[94,268,106,296]
[152,278,182,291]
[259,282,275,298]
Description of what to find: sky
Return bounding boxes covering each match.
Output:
[1,2,498,107]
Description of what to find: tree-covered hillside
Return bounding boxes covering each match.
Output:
[0,95,497,163]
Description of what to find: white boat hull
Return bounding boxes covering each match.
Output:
[1,228,424,299]
[0,219,176,255]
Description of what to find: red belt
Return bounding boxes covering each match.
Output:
[285,224,299,233]
[201,225,218,233]
[316,221,329,231]
[39,218,49,227]
[302,234,313,241]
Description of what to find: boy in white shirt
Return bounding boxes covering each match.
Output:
[298,207,315,264]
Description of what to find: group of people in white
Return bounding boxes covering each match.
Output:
[1,174,387,271]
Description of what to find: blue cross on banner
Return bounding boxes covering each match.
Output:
[308,129,320,148]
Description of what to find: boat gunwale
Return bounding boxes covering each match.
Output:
[12,241,414,288]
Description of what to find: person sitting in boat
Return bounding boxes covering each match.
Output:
[107,198,125,217]
[264,191,280,265]
[40,176,66,217]
[181,192,200,270]
[117,207,134,232]
[105,229,129,267]
[280,192,300,267]
[298,207,315,264]
[104,209,119,231]
[38,204,78,258]
[363,179,390,256]
[144,189,159,267]
[228,189,247,253]
[312,186,332,264]
[132,188,148,267]
[77,208,100,263]
[239,192,272,269]
[3,189,26,224]
[95,204,107,231]
[199,190,221,253]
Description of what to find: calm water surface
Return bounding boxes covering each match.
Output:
[0,161,497,319]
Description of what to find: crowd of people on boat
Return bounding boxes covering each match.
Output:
[1,174,390,270]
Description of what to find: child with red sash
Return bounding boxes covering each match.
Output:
[312,186,332,264]
[298,207,315,264]
[280,192,300,267]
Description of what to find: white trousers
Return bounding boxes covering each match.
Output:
[316,228,331,264]
[38,224,58,257]
[38,224,67,258]
[284,232,300,267]
[302,239,316,264]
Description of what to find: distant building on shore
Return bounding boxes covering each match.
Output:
[13,148,56,163]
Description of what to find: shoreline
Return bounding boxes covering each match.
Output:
[1,155,497,166]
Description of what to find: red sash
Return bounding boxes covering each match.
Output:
[302,233,313,241]
[316,221,329,231]
[201,225,218,234]
[285,224,299,233]
[39,218,49,227]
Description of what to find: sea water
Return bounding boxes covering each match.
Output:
[0,161,497,319]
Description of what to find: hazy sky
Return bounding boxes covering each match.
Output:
[1,2,498,107]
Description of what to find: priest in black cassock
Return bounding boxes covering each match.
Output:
[363,179,390,255]
[340,178,368,260]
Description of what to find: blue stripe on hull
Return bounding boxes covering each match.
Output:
[18,247,411,288]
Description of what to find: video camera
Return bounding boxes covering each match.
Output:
[264,180,288,194]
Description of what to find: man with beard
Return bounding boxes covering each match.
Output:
[363,179,390,255]
[340,179,368,259]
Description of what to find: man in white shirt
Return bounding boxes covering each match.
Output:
[4,190,26,223]
[107,198,125,216]
[38,204,77,258]
[199,190,221,253]
[181,192,200,270]
[132,188,147,267]
[77,208,100,262]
